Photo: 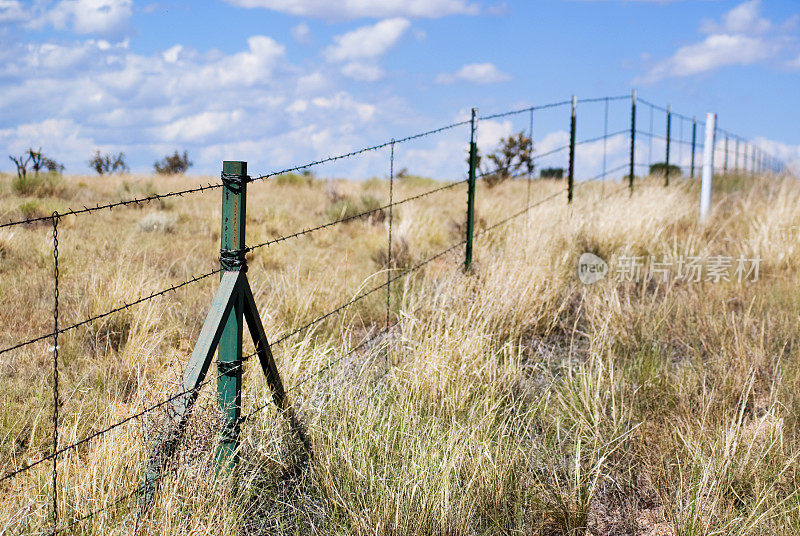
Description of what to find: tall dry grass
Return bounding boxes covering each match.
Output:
[1,170,799,535]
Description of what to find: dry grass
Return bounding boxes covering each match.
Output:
[1,170,799,535]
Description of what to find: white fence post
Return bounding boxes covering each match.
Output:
[700,112,716,221]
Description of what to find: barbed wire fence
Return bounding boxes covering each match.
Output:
[0,91,788,535]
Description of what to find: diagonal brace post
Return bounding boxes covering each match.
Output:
[139,270,245,508]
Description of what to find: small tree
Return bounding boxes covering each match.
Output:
[476,132,534,188]
[89,151,128,175]
[9,155,28,179]
[154,151,192,175]
[9,148,64,179]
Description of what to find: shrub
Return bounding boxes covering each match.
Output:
[12,172,64,197]
[541,167,565,179]
[8,148,65,196]
[89,151,128,175]
[476,132,534,188]
[154,151,192,175]
[17,200,48,220]
[649,163,682,177]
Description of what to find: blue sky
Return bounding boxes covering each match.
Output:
[1,0,799,179]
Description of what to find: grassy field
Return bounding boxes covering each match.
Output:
[1,169,799,535]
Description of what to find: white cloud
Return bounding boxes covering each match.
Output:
[341,62,385,82]
[0,0,26,23]
[699,0,770,35]
[162,44,183,63]
[641,34,774,82]
[158,110,247,142]
[436,62,511,84]
[0,36,398,175]
[222,0,478,19]
[291,22,312,44]
[638,0,789,83]
[41,0,133,37]
[324,18,410,62]
[0,118,97,162]
[476,119,513,155]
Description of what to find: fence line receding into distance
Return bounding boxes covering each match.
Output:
[0,91,788,535]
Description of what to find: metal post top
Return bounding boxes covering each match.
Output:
[222,161,247,175]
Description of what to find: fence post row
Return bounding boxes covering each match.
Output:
[465,108,478,272]
[664,105,671,187]
[629,89,636,193]
[568,95,577,203]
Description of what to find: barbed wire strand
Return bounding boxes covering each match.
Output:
[0,183,223,230]
[0,268,224,360]
[249,120,471,183]
[245,179,468,252]
[577,95,630,104]
[478,99,572,121]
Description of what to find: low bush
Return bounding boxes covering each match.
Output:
[12,172,65,197]
[649,162,682,177]
[154,151,192,175]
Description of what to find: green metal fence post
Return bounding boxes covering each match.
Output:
[217,160,247,472]
[568,95,576,203]
[664,105,671,186]
[465,108,477,272]
[690,117,697,178]
[629,89,636,193]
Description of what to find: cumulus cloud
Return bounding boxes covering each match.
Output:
[222,0,478,20]
[0,0,27,23]
[36,0,133,37]
[323,18,409,83]
[324,18,410,62]
[641,34,775,82]
[436,62,511,84]
[0,35,400,175]
[638,0,790,83]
